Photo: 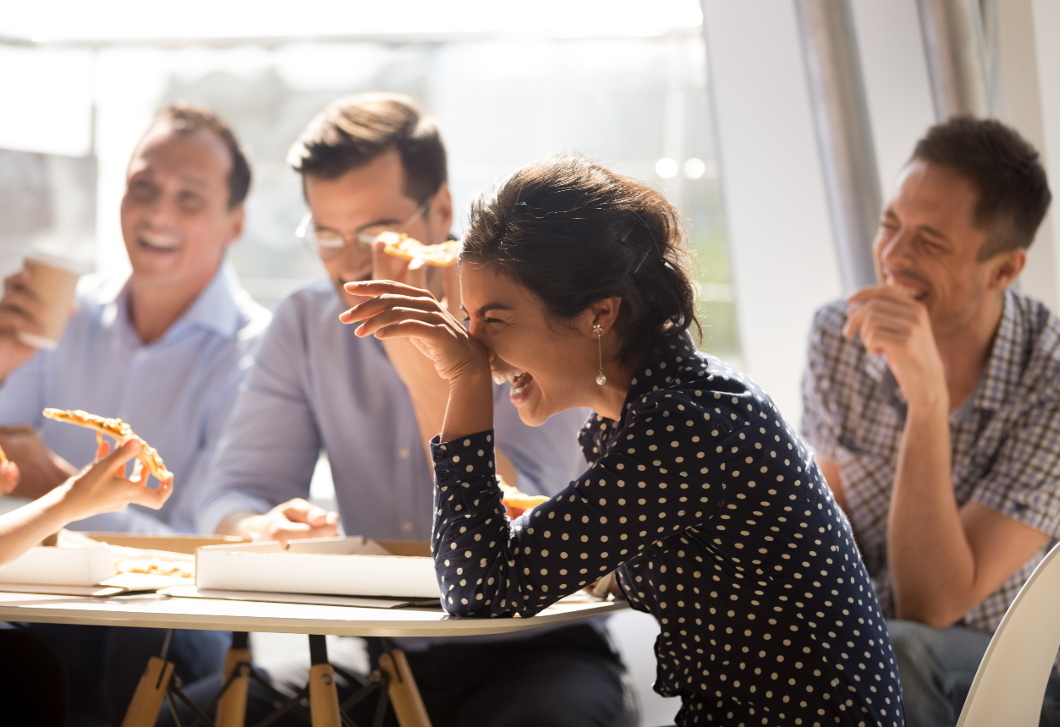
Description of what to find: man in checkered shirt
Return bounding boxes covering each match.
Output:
[803,117,1060,727]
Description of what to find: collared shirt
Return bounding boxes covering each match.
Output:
[802,290,1060,633]
[197,276,590,542]
[0,263,271,534]
[431,334,903,726]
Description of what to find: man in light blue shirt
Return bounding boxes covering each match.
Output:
[0,104,270,725]
[0,264,267,533]
[174,94,635,727]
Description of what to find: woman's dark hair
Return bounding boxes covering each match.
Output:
[462,154,700,368]
[911,116,1051,258]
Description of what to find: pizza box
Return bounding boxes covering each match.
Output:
[0,532,116,586]
[195,536,439,599]
[0,532,252,590]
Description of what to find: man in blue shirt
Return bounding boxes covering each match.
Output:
[179,94,635,727]
[0,105,270,725]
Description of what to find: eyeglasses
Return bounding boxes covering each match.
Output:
[295,199,431,261]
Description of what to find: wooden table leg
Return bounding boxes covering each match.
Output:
[308,634,341,727]
[216,631,251,727]
[378,649,432,727]
[121,655,175,727]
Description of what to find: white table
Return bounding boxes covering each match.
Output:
[0,589,626,727]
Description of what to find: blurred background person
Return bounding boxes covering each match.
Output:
[0,105,270,726]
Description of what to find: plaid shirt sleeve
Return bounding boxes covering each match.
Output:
[801,305,843,462]
[969,387,1060,538]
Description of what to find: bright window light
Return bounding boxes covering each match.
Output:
[655,158,679,178]
[684,157,706,179]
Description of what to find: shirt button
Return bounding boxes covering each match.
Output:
[397,447,410,460]
[400,521,414,533]
[438,470,449,480]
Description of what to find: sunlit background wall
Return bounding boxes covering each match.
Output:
[0,1,742,368]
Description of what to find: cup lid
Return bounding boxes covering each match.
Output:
[24,251,94,275]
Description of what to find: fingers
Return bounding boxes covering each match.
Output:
[340,289,441,325]
[353,306,450,338]
[279,499,337,527]
[0,271,47,330]
[0,460,20,496]
[100,438,142,473]
[843,295,920,340]
[343,279,433,302]
[125,473,173,510]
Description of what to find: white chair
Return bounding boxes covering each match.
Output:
[957,539,1060,727]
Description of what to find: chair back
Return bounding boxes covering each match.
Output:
[957,539,1060,727]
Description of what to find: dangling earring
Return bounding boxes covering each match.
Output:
[593,324,607,385]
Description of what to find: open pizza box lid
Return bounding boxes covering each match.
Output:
[195,536,439,599]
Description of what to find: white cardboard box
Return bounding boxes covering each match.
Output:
[195,536,439,599]
[0,541,116,586]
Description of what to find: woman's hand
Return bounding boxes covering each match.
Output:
[340,279,495,442]
[0,458,19,497]
[340,280,491,384]
[56,439,173,521]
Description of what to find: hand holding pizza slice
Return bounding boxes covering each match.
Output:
[42,408,171,483]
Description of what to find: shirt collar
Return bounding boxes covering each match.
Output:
[110,261,245,343]
[619,333,700,424]
[972,288,1023,411]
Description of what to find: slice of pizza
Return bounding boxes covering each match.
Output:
[378,231,460,267]
[499,480,550,519]
[42,408,171,481]
[0,444,6,465]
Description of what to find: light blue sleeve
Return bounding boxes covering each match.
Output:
[492,385,589,497]
[0,349,48,427]
[196,297,323,535]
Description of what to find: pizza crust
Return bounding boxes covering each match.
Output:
[378,231,460,267]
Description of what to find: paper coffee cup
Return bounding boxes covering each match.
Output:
[16,253,89,351]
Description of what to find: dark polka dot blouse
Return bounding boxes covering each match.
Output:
[430,335,904,727]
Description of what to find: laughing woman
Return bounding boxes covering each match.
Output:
[342,155,904,727]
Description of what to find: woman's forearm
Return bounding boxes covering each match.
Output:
[0,485,77,568]
[440,372,495,443]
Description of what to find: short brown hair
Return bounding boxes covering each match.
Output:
[462,154,700,368]
[149,104,252,209]
[911,117,1051,259]
[287,93,447,203]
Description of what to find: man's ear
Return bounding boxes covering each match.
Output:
[583,297,623,337]
[224,204,246,246]
[989,247,1026,291]
[428,182,454,243]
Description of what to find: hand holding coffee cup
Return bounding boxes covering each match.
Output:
[0,253,86,379]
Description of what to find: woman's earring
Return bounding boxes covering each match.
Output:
[593,324,607,385]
